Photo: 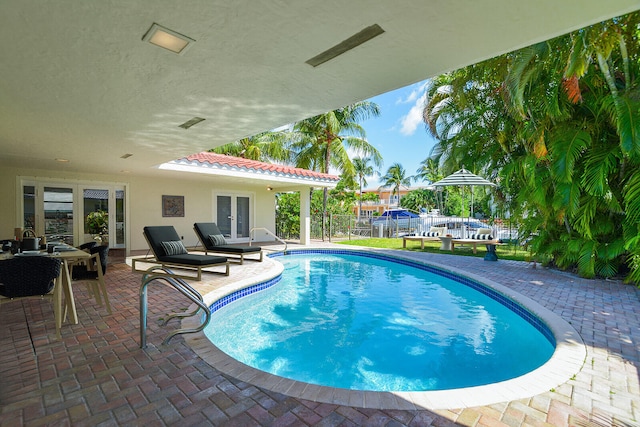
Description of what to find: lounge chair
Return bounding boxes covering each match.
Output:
[132,226,230,280]
[193,222,263,264]
[451,228,503,255]
[402,226,447,249]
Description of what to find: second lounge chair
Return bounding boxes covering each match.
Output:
[193,222,263,264]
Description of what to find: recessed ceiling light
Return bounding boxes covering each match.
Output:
[179,117,206,129]
[142,23,195,55]
[55,158,69,163]
[306,24,385,67]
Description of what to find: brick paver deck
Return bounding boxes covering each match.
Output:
[1,245,638,426]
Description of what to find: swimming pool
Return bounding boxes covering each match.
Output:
[204,251,555,392]
[184,249,585,409]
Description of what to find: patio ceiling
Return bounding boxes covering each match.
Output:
[1,1,639,180]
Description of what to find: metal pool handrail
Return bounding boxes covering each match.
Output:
[249,227,287,254]
[139,266,211,348]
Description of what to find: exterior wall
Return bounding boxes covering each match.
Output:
[0,166,278,254]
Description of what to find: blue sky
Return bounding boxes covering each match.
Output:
[358,79,438,190]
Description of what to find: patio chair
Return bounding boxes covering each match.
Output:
[0,256,62,335]
[132,226,230,280]
[78,241,98,251]
[69,245,112,313]
[193,222,263,264]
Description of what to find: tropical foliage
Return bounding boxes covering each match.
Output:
[423,11,640,282]
[275,184,359,239]
[85,210,108,236]
[209,131,291,162]
[399,188,436,213]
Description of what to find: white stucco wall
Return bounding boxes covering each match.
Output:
[0,167,279,253]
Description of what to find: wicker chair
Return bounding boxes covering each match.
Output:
[78,241,98,251]
[0,256,62,335]
[0,256,61,297]
[69,245,111,314]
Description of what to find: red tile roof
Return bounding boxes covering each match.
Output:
[176,152,340,183]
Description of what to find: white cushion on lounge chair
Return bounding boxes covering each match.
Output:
[470,228,494,239]
[470,233,494,240]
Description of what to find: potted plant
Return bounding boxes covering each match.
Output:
[86,210,109,244]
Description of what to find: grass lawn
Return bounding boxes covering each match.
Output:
[336,237,530,262]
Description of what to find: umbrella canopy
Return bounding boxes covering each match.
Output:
[431,168,495,234]
[431,168,496,188]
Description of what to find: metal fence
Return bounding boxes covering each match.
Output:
[278,212,520,242]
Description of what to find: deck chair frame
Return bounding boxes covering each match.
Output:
[193,222,263,264]
[132,226,230,280]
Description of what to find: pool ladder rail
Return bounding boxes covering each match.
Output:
[139,266,211,348]
[249,227,287,254]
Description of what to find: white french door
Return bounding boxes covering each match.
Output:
[19,178,127,248]
[214,193,253,242]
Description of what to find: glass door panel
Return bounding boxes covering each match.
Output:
[83,188,108,233]
[81,188,126,248]
[115,190,125,246]
[83,188,109,245]
[22,185,36,232]
[236,196,250,238]
[44,186,74,244]
[216,195,232,238]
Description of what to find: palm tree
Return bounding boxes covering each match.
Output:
[209,131,290,162]
[414,157,442,184]
[289,101,383,238]
[380,163,412,208]
[353,157,376,221]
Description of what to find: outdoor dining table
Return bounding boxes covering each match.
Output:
[13,244,91,337]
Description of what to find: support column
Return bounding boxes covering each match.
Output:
[300,188,311,245]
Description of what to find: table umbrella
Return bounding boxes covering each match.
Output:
[431,168,495,235]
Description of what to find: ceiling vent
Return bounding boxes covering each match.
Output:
[306,24,385,67]
[179,117,206,129]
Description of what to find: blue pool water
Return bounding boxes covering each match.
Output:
[204,252,555,391]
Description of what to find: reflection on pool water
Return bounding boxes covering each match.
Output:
[204,252,555,392]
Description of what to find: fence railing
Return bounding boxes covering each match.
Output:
[277,212,520,242]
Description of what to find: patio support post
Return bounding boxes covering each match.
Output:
[300,188,311,245]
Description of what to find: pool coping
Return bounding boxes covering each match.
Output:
[183,248,586,410]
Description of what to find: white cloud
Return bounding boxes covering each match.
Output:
[399,91,427,136]
[396,80,428,105]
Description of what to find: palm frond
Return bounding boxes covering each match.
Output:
[615,95,640,159]
[581,143,619,196]
[577,239,596,278]
[549,128,591,182]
